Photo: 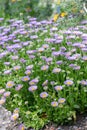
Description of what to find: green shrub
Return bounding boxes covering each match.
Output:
[0,16,87,129]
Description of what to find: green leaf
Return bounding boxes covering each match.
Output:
[73,104,80,109]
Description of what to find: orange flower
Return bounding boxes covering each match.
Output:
[60,12,67,17]
[53,14,59,22]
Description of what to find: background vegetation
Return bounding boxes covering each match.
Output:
[0,0,86,21]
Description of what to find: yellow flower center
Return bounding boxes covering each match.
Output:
[7,83,13,87]
[31,87,35,91]
[42,93,47,98]
[15,67,19,70]
[30,82,34,85]
[27,72,31,75]
[24,78,28,81]
[12,114,19,120]
[59,99,65,103]
[56,69,60,72]
[43,67,47,70]
[67,81,72,85]
[21,127,25,130]
[57,87,61,90]
[52,102,58,107]
[5,93,9,96]
[38,49,43,52]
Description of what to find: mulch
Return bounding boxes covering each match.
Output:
[26,113,87,130]
[42,113,87,130]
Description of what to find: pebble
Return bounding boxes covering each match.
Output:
[0,106,19,130]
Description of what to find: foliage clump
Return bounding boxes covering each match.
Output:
[0,16,87,129]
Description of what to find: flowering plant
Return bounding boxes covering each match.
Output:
[0,4,87,130]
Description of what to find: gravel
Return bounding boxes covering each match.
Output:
[0,106,19,130]
[43,114,87,130]
[0,105,87,130]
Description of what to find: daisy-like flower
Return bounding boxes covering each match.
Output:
[40,92,48,98]
[6,81,14,88]
[26,50,36,55]
[30,35,38,39]
[0,89,5,94]
[29,55,35,59]
[11,55,19,60]
[15,84,23,91]
[25,70,31,75]
[82,56,87,61]
[56,60,63,65]
[0,97,6,105]
[18,124,25,130]
[45,57,53,63]
[41,65,49,71]
[26,65,33,70]
[60,46,66,52]
[41,56,46,60]
[58,98,66,104]
[13,65,21,71]
[21,76,30,81]
[3,91,11,97]
[29,81,35,85]
[51,101,58,107]
[54,86,63,91]
[20,58,26,63]
[73,65,80,70]
[64,79,73,86]
[38,47,44,53]
[69,64,80,70]
[52,68,61,73]
[4,70,11,75]
[67,56,77,61]
[11,113,19,121]
[81,48,87,52]
[13,108,19,114]
[42,44,49,49]
[26,50,34,55]
[29,78,39,85]
[52,51,60,56]
[28,85,37,92]
[65,52,72,58]
[4,62,10,66]
[80,80,87,85]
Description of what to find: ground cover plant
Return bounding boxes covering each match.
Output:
[0,17,87,130]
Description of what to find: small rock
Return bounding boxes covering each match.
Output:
[84,126,87,129]
[57,126,62,130]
